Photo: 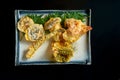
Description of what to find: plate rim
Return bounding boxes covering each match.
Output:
[15,9,92,66]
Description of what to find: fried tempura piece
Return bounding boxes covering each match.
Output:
[44,17,62,32]
[17,16,34,33]
[52,28,65,42]
[25,24,45,41]
[51,41,74,62]
[26,36,45,59]
[63,18,92,43]
[51,30,73,62]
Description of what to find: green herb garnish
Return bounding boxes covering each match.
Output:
[27,11,87,26]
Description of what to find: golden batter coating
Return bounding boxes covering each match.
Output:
[25,24,45,41]
[63,18,92,43]
[26,36,46,59]
[17,16,34,33]
[51,41,74,62]
[44,17,62,32]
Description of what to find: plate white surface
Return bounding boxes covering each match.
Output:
[19,33,88,62]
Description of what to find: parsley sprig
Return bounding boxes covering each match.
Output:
[27,11,87,25]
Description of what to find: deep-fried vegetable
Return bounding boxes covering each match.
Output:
[17,16,34,32]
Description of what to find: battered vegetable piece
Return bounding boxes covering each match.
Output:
[52,28,65,42]
[26,36,45,59]
[17,16,34,33]
[44,17,62,32]
[25,24,45,41]
[51,29,73,62]
[63,18,92,43]
[51,41,74,62]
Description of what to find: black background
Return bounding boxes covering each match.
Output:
[1,0,120,80]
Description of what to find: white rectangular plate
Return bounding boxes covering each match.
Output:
[15,10,92,65]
